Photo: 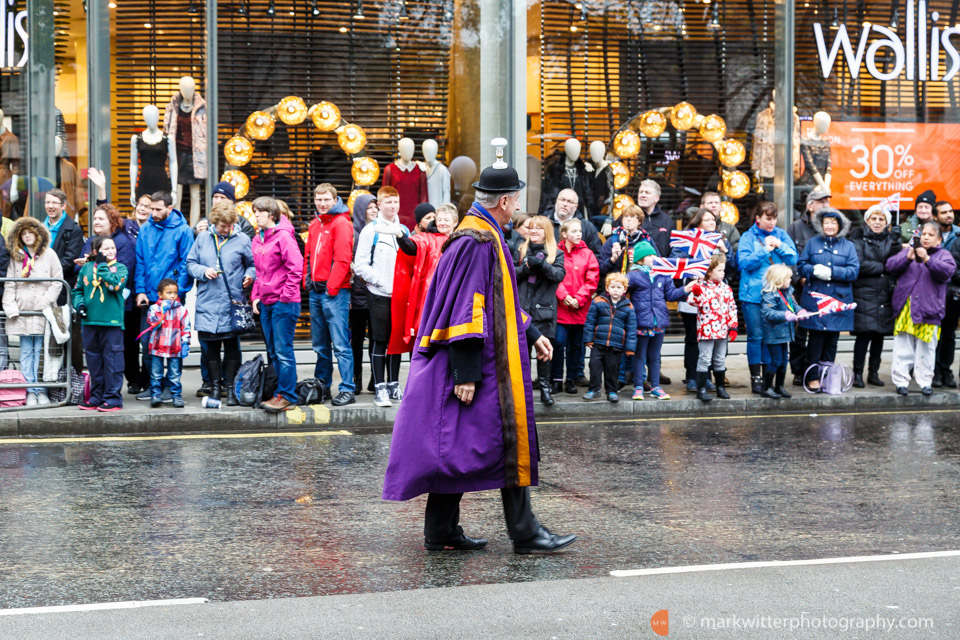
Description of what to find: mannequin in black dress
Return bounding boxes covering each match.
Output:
[129,105,177,207]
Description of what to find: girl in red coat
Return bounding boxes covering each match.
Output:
[552,218,600,393]
[688,253,738,402]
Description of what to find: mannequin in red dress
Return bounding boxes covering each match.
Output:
[382,137,428,230]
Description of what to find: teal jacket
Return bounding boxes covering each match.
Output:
[71,260,128,328]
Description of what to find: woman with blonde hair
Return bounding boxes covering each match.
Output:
[514,215,566,404]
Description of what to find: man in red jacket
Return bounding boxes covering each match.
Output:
[304,183,356,406]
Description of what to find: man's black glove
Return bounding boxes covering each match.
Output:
[78,305,88,320]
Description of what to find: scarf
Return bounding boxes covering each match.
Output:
[89,259,118,303]
[44,214,66,247]
[20,247,35,277]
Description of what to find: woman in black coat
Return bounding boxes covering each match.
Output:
[851,205,899,387]
[515,215,566,405]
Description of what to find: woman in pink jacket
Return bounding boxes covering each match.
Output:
[251,196,304,413]
[552,218,600,394]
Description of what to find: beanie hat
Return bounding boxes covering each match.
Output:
[632,241,657,263]
[916,189,937,207]
[414,203,436,225]
[212,181,236,202]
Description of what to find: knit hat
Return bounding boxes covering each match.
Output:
[916,189,937,208]
[414,203,436,225]
[632,241,657,263]
[212,181,236,202]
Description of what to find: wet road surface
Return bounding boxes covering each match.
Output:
[1,408,959,609]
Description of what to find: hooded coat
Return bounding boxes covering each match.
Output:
[135,209,195,303]
[186,226,256,335]
[252,217,303,306]
[852,226,899,334]
[514,243,566,339]
[3,218,64,336]
[556,239,600,325]
[738,222,798,304]
[163,92,207,178]
[887,245,956,326]
[797,209,860,332]
[304,197,352,295]
[351,193,377,310]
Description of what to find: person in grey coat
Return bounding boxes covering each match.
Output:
[185,201,255,404]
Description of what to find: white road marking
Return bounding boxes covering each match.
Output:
[0,597,208,616]
[611,550,960,577]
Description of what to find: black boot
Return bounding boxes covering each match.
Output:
[774,368,791,398]
[761,371,782,399]
[714,370,730,399]
[853,367,865,388]
[210,382,222,402]
[208,360,222,401]
[224,359,240,406]
[867,369,884,386]
[933,369,943,387]
[540,387,555,406]
[696,372,712,403]
[749,363,763,394]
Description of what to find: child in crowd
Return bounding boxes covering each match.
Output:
[760,264,808,399]
[141,279,191,408]
[72,236,128,412]
[627,241,694,400]
[687,253,737,402]
[553,218,600,394]
[582,272,636,402]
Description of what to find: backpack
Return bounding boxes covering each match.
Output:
[295,378,327,405]
[234,355,266,407]
[805,361,854,396]
[0,368,27,407]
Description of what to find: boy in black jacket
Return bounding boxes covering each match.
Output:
[582,272,637,402]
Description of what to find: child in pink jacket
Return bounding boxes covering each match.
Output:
[687,253,738,402]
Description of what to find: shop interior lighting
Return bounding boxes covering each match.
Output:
[399,0,408,20]
[890,7,898,29]
[354,0,365,19]
[312,0,320,16]
[580,0,588,21]
[187,0,197,13]
[707,3,720,31]
[237,0,246,16]
[107,2,116,7]
[829,6,839,29]
[266,0,275,15]
[442,1,453,22]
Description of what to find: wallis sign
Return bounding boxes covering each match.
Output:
[0,0,28,69]
[814,0,960,81]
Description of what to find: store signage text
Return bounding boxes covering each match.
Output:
[0,1,28,69]
[814,0,960,82]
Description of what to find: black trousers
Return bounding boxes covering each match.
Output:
[806,329,840,380]
[589,345,622,393]
[424,487,540,542]
[349,308,371,389]
[852,332,885,372]
[789,323,809,375]
[681,312,699,379]
[124,308,148,388]
[935,299,960,373]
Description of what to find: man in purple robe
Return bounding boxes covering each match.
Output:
[382,157,578,554]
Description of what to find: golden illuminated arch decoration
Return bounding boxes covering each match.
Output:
[222,96,376,230]
[609,103,752,225]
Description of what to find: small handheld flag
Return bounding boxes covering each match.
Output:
[650,256,709,279]
[669,229,722,260]
[809,291,857,316]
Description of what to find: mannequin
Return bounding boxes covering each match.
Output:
[588,140,613,219]
[130,105,178,207]
[751,90,801,184]
[799,111,833,189]
[448,155,477,213]
[382,137,428,229]
[418,139,450,208]
[0,108,20,218]
[164,76,207,225]
[54,138,83,219]
[539,137,593,216]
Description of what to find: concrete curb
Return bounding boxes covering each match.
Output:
[6,389,959,437]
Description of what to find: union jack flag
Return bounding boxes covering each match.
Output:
[809,291,857,316]
[670,229,722,260]
[650,256,710,279]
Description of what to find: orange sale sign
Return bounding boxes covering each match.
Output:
[800,121,960,215]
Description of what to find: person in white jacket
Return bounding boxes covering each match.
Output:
[353,185,409,407]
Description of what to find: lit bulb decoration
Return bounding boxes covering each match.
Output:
[310,101,342,132]
[277,96,308,125]
[669,102,698,131]
[698,114,727,142]
[236,201,256,230]
[717,138,746,168]
[719,201,739,225]
[347,189,372,212]
[612,194,635,219]
[221,170,250,199]
[337,124,367,154]
[610,161,630,190]
[245,111,276,140]
[722,170,751,199]
[224,136,254,166]
[613,130,641,159]
[351,157,380,186]
[638,110,667,138]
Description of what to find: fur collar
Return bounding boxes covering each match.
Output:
[811,208,852,238]
[7,216,50,259]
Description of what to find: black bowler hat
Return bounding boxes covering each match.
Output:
[472,165,526,192]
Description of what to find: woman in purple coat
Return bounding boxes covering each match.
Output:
[886,222,957,395]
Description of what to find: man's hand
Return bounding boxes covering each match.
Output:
[252,299,260,314]
[533,335,553,362]
[136,293,149,308]
[242,276,253,288]
[204,267,219,280]
[454,382,475,405]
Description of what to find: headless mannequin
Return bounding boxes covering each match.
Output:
[165,76,204,225]
[539,137,593,217]
[751,89,801,183]
[419,139,451,208]
[800,111,832,189]
[588,140,613,219]
[130,105,178,207]
[382,137,428,229]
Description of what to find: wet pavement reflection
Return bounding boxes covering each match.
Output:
[1,410,959,607]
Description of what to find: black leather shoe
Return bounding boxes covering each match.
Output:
[659,374,672,385]
[550,381,562,395]
[196,383,212,398]
[853,371,865,388]
[424,527,487,551]
[540,388,555,406]
[867,371,885,386]
[574,375,589,387]
[944,371,958,388]
[564,380,577,394]
[513,526,577,554]
[932,370,943,387]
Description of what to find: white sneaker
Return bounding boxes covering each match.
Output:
[36,392,50,405]
[25,392,37,407]
[374,383,392,407]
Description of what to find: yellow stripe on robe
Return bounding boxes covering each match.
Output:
[456,215,531,486]
[420,293,485,347]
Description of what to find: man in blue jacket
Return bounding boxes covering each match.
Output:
[134,190,194,401]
